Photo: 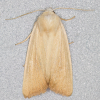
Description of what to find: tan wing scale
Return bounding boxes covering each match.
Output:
[22,23,48,98]
[49,21,73,96]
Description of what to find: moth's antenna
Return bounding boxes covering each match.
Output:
[5,9,44,20]
[53,7,94,11]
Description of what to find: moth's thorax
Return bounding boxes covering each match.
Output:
[37,11,60,33]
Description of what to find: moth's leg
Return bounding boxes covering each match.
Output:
[60,16,75,21]
[15,33,31,45]
[69,41,74,44]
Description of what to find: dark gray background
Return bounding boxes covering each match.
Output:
[0,0,100,100]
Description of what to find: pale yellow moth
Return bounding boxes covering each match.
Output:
[6,7,93,98]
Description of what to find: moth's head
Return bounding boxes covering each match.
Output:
[45,8,54,12]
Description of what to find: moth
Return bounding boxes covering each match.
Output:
[6,7,93,98]
[21,8,73,98]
